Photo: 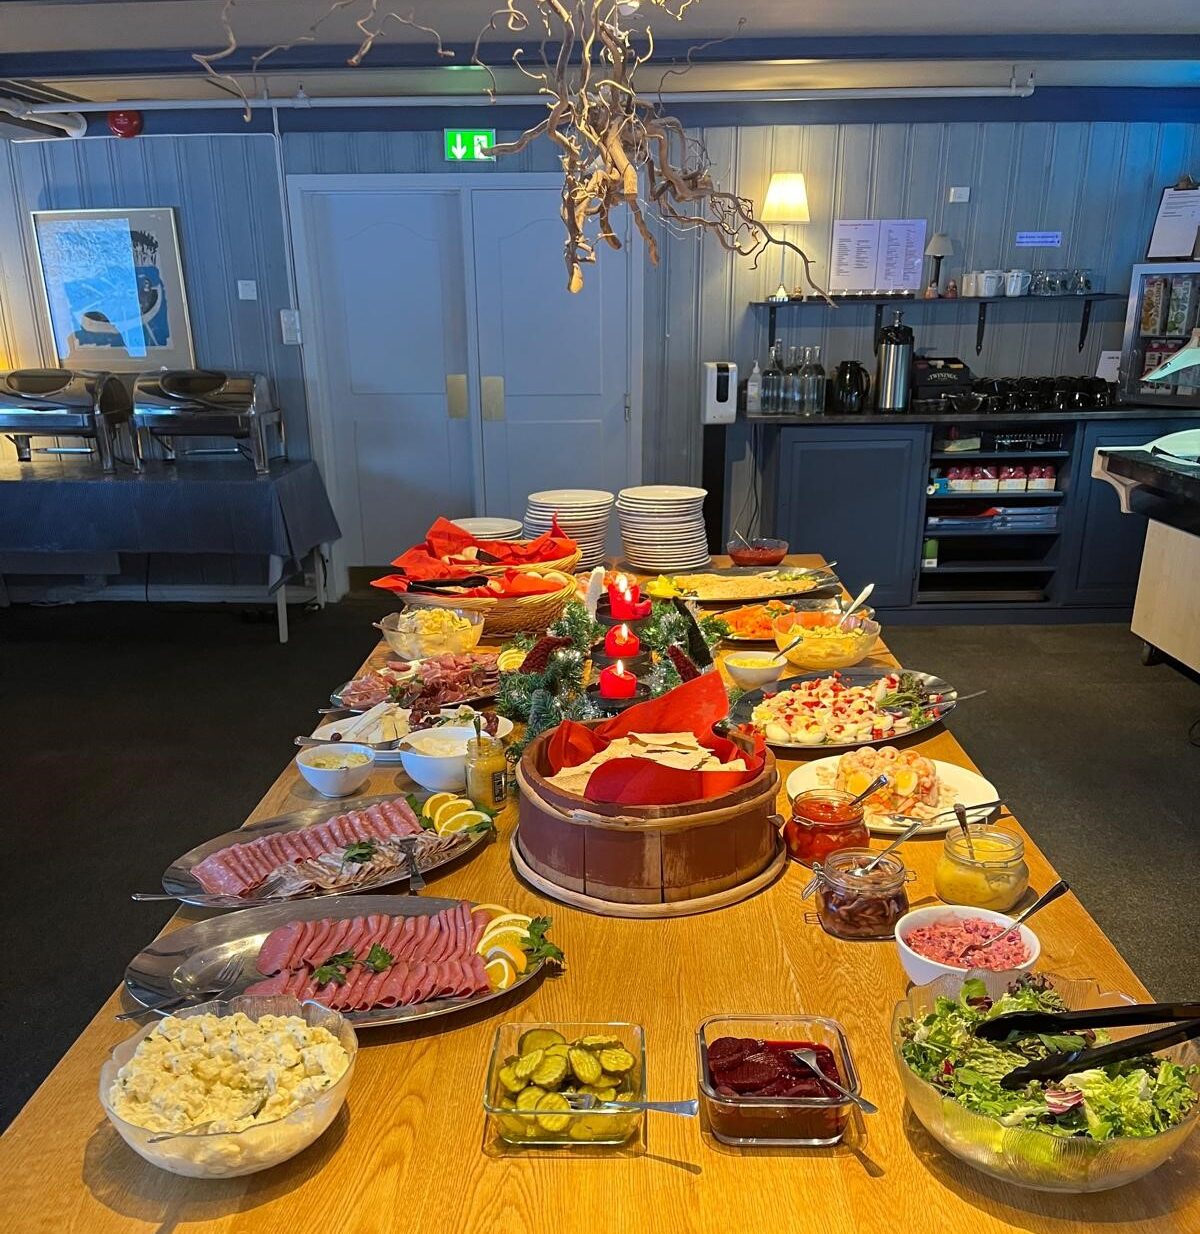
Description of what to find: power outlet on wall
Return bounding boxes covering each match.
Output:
[237,280,258,300]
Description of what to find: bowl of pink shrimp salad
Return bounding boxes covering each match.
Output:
[895,906,1039,986]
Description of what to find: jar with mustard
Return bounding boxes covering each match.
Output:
[465,733,509,811]
[934,826,1028,912]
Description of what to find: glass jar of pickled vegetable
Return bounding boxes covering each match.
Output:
[934,827,1028,912]
[807,849,913,940]
[783,789,869,867]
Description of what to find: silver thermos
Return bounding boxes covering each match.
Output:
[875,309,914,411]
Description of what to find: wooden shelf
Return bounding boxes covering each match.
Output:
[925,490,1065,500]
[921,561,1056,573]
[752,293,1124,354]
[930,450,1070,461]
[927,526,1060,537]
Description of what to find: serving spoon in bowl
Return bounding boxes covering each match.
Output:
[957,879,1070,963]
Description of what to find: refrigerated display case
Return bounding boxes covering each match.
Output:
[1120,262,1200,409]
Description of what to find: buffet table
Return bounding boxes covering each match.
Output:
[1,555,1195,1234]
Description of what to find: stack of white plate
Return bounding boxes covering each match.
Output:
[524,489,614,571]
[453,516,524,539]
[617,485,710,571]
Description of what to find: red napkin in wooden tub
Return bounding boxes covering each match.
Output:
[391,516,576,576]
[544,673,766,805]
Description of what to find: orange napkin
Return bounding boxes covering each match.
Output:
[545,674,765,805]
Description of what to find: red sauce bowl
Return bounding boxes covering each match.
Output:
[727,537,789,566]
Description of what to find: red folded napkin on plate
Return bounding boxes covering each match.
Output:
[389,517,576,581]
[371,568,564,597]
[544,673,765,805]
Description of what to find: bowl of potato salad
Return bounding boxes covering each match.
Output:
[101,995,357,1177]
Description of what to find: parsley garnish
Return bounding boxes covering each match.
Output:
[312,949,356,987]
[521,916,566,971]
[342,840,377,864]
[363,943,394,973]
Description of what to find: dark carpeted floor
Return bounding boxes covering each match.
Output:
[1,601,1197,1131]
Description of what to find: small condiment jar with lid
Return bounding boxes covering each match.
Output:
[934,826,1028,912]
[806,849,913,940]
[465,733,509,811]
[783,789,869,867]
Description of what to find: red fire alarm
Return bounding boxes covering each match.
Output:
[107,110,143,139]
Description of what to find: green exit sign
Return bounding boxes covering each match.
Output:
[443,128,496,163]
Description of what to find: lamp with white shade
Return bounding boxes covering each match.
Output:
[761,172,810,301]
[924,232,954,297]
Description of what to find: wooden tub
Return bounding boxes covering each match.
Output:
[515,727,783,910]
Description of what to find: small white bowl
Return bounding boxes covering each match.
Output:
[895,904,1040,986]
[398,725,475,793]
[295,743,375,798]
[723,650,786,690]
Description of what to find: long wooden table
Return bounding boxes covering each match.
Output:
[2,556,1195,1233]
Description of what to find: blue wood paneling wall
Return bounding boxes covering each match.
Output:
[644,120,1200,488]
[0,134,309,454]
[1,118,1198,494]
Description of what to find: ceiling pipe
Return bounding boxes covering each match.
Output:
[12,77,1036,116]
[0,98,87,136]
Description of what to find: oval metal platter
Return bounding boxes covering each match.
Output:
[669,565,841,607]
[161,794,490,908]
[329,678,497,713]
[124,895,544,1028]
[729,667,958,752]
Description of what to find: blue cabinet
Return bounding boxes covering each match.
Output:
[774,425,929,607]
[1058,419,1187,607]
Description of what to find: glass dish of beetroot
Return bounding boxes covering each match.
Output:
[696,1015,861,1146]
[726,537,789,567]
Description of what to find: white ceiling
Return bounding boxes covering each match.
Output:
[3,0,1199,56]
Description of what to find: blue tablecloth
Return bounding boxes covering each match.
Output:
[0,457,341,567]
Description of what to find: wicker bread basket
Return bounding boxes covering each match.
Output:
[405,570,577,635]
[473,543,582,576]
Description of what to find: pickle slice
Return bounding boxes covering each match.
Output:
[544,1042,570,1059]
[515,1084,546,1112]
[535,1091,572,1133]
[568,1047,603,1085]
[497,1064,526,1094]
[513,1048,545,1081]
[518,1028,567,1055]
[598,1047,635,1074]
[530,1054,569,1088]
[577,1034,621,1050]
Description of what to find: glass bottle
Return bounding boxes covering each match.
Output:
[934,827,1028,912]
[801,344,826,416]
[761,343,783,415]
[783,788,869,866]
[783,345,802,413]
[465,733,509,811]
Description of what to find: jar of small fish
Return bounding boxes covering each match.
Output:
[807,849,913,940]
[934,827,1028,912]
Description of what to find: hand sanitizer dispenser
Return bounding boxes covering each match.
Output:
[702,361,738,424]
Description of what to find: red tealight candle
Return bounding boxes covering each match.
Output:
[604,622,640,658]
[606,573,640,614]
[598,659,637,699]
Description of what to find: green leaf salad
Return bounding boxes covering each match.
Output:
[899,974,1198,1140]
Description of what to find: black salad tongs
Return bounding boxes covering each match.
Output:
[983,1003,1200,1090]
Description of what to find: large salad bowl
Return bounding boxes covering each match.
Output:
[891,971,1200,1192]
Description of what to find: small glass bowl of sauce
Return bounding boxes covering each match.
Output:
[727,537,789,566]
[783,788,869,866]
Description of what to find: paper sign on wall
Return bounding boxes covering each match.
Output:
[1147,188,1200,259]
[1015,231,1062,247]
[830,218,926,292]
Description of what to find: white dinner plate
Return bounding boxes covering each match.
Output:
[528,488,614,505]
[619,485,707,501]
[453,517,523,538]
[784,757,1000,835]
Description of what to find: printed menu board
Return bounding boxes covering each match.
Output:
[831,218,927,293]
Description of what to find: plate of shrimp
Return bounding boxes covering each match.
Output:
[785,746,999,834]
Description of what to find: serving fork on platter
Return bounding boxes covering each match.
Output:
[115,956,244,1021]
[879,799,1005,829]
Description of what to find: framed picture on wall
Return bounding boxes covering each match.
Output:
[30,207,194,371]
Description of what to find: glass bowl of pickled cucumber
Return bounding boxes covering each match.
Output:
[483,1022,646,1147]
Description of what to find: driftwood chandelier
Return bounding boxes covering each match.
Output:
[198,0,830,298]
